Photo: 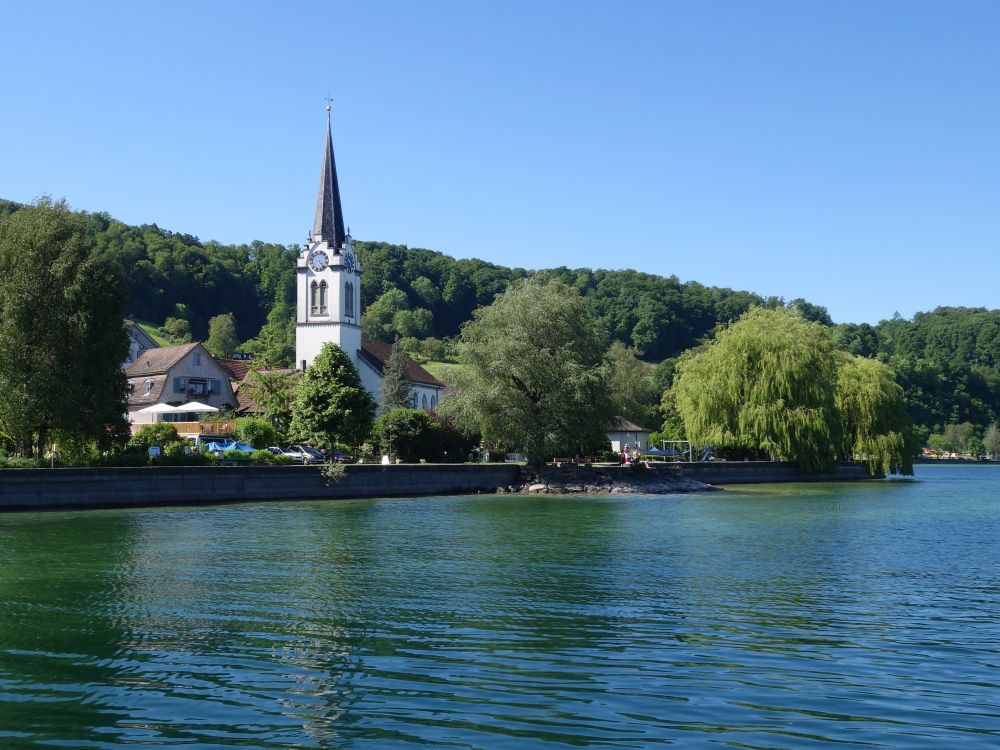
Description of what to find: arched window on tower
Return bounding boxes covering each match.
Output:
[345,281,355,318]
[310,281,319,314]
[319,281,328,314]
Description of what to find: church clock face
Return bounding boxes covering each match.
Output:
[310,250,329,271]
[343,251,357,274]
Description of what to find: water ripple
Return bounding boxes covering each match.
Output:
[0,465,999,747]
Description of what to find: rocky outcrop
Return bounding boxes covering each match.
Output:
[516,464,718,494]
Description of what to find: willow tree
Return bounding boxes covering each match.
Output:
[671,307,841,472]
[440,278,613,465]
[835,354,915,475]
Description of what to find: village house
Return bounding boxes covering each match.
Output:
[125,342,237,435]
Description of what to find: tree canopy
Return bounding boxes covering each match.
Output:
[672,307,842,472]
[672,307,914,474]
[0,199,129,455]
[441,278,614,465]
[289,343,375,448]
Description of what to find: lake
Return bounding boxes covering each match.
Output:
[0,464,998,748]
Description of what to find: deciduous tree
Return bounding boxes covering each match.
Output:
[205,313,239,356]
[0,199,129,455]
[289,343,375,448]
[440,278,613,465]
[381,340,412,411]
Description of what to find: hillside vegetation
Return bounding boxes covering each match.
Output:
[2,198,998,440]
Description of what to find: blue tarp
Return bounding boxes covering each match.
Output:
[203,441,255,453]
[645,447,681,456]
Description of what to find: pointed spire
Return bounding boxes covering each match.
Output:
[312,106,347,248]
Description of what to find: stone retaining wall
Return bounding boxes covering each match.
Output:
[0,464,523,511]
[0,461,877,512]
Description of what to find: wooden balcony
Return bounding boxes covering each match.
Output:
[171,421,237,436]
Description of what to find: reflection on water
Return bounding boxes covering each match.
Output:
[1,465,999,748]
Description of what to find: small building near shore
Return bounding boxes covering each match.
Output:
[609,417,653,452]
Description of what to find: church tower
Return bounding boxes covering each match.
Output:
[296,107,362,371]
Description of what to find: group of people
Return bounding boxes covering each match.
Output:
[618,445,642,466]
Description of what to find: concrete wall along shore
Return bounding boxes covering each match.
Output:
[0,464,523,511]
[0,461,877,512]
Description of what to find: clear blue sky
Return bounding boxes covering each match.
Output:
[4,1,999,324]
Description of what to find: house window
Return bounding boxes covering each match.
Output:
[319,281,328,314]
[188,379,207,397]
[144,379,154,395]
[421,394,428,409]
[193,352,201,365]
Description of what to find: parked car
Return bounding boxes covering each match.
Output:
[289,444,325,464]
[268,446,304,464]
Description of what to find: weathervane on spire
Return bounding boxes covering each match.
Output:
[324,95,333,120]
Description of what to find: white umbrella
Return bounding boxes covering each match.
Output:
[179,401,219,413]
[137,403,179,414]
[135,402,179,423]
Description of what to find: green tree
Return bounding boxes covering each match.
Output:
[240,368,300,437]
[927,432,947,456]
[205,313,239,356]
[604,341,660,429]
[942,422,976,455]
[0,199,129,456]
[835,354,916,475]
[289,343,376,448]
[381,340,413,411]
[160,316,192,344]
[671,307,841,472]
[967,436,986,460]
[371,408,441,462]
[361,288,409,342]
[983,423,1000,458]
[440,278,613,466]
[234,416,278,449]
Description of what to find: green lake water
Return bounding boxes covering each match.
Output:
[1,464,998,748]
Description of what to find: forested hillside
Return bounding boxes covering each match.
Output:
[3,198,999,439]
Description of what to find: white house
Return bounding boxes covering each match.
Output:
[609,417,653,453]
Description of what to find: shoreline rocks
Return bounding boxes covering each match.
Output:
[516,464,719,495]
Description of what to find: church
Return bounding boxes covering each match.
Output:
[295,110,444,409]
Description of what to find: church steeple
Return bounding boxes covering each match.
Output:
[312,106,347,249]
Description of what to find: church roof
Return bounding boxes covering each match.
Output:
[359,340,444,388]
[312,111,347,248]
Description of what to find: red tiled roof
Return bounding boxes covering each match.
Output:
[359,339,444,388]
[215,357,253,381]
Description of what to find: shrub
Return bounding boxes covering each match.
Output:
[222,448,253,462]
[250,449,292,465]
[129,423,183,451]
[235,417,278,449]
[90,450,149,468]
[0,456,46,469]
